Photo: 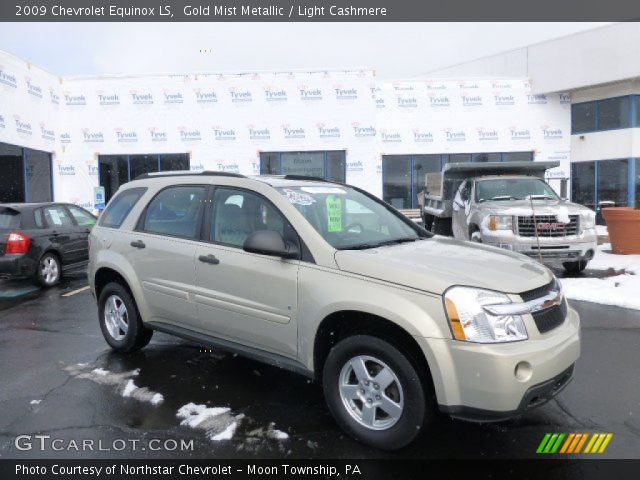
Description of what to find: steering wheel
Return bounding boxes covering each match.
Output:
[345,222,364,234]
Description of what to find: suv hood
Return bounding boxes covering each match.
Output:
[334,237,553,296]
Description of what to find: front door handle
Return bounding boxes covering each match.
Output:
[198,254,220,265]
[130,240,146,249]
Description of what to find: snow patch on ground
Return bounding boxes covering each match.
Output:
[176,402,241,442]
[560,244,640,310]
[30,400,41,405]
[65,364,164,405]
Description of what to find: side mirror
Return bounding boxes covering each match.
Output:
[243,230,299,259]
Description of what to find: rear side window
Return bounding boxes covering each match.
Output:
[0,208,20,229]
[43,206,74,227]
[68,206,97,226]
[142,185,206,239]
[99,187,147,229]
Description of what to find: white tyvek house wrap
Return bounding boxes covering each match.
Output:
[0,49,571,210]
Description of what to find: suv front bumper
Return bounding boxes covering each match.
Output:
[416,304,580,420]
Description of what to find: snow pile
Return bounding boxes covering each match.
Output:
[65,364,164,405]
[560,244,640,310]
[555,206,571,224]
[596,225,608,236]
[176,402,243,442]
[30,400,41,405]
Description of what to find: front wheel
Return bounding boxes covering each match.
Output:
[98,282,153,353]
[563,260,588,274]
[322,335,431,450]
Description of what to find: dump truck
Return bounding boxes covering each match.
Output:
[419,161,597,273]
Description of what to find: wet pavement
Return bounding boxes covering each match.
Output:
[0,274,638,459]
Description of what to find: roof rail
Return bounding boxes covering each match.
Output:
[281,174,333,183]
[134,170,247,180]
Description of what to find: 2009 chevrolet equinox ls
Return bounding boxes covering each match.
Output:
[88,171,580,449]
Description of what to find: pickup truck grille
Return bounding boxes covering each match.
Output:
[517,215,579,237]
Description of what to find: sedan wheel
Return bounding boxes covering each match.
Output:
[339,355,404,431]
[37,254,60,287]
[103,295,129,341]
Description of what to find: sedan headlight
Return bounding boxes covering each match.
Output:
[580,210,596,229]
[488,215,513,231]
[444,286,528,343]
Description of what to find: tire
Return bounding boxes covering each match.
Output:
[322,335,431,450]
[98,282,153,353]
[563,260,588,274]
[35,252,61,287]
[423,214,434,232]
[432,217,453,236]
[470,227,482,243]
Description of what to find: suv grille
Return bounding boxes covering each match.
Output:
[517,215,579,237]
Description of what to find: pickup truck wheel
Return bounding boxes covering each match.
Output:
[470,228,483,243]
[98,282,153,353]
[563,260,588,274]
[323,335,429,450]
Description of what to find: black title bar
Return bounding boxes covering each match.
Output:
[2,0,640,22]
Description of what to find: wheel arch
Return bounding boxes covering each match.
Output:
[313,310,436,397]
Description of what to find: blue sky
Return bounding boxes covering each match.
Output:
[0,23,609,78]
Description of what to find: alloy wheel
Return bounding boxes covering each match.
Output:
[104,295,129,341]
[40,257,59,285]
[338,355,404,430]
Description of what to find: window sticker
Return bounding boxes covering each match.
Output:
[282,189,316,206]
[48,209,63,225]
[326,195,343,232]
[300,186,347,195]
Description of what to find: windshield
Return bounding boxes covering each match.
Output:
[475,178,559,202]
[277,185,423,250]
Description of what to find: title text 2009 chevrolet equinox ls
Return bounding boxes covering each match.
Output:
[88,171,580,449]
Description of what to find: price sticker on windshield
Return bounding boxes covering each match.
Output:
[326,195,343,232]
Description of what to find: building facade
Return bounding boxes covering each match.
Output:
[0,48,570,212]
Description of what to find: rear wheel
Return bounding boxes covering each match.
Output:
[322,335,431,450]
[563,260,588,274]
[36,252,61,287]
[98,282,153,353]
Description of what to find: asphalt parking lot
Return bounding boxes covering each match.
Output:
[0,274,638,459]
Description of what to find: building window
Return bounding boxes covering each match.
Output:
[99,153,190,202]
[598,97,631,130]
[383,152,533,209]
[571,159,636,225]
[571,95,637,134]
[0,142,52,203]
[259,151,346,183]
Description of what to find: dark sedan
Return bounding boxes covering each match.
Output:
[0,203,96,287]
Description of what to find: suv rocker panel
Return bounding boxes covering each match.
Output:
[146,321,314,378]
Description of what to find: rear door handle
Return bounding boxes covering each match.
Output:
[198,254,220,265]
[130,240,146,249]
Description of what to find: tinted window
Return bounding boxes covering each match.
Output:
[100,187,146,228]
[597,159,628,207]
[34,209,45,228]
[211,188,289,248]
[571,162,596,210]
[382,155,412,209]
[571,102,596,133]
[43,206,74,227]
[0,208,20,229]
[598,97,631,130]
[68,206,97,226]
[501,152,533,162]
[143,186,205,239]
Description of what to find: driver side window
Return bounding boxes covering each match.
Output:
[211,188,292,248]
[459,181,472,202]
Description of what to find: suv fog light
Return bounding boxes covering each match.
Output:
[514,361,532,382]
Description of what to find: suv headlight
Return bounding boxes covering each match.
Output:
[580,210,596,230]
[488,215,513,231]
[444,286,528,343]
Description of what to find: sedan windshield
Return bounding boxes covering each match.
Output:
[277,185,423,250]
[475,178,559,202]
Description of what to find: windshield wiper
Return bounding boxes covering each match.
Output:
[527,195,554,200]
[340,237,419,250]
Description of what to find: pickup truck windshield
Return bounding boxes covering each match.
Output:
[277,185,421,250]
[475,178,559,203]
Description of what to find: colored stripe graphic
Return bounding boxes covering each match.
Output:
[537,433,613,454]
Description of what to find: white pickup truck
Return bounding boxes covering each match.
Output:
[420,161,597,273]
